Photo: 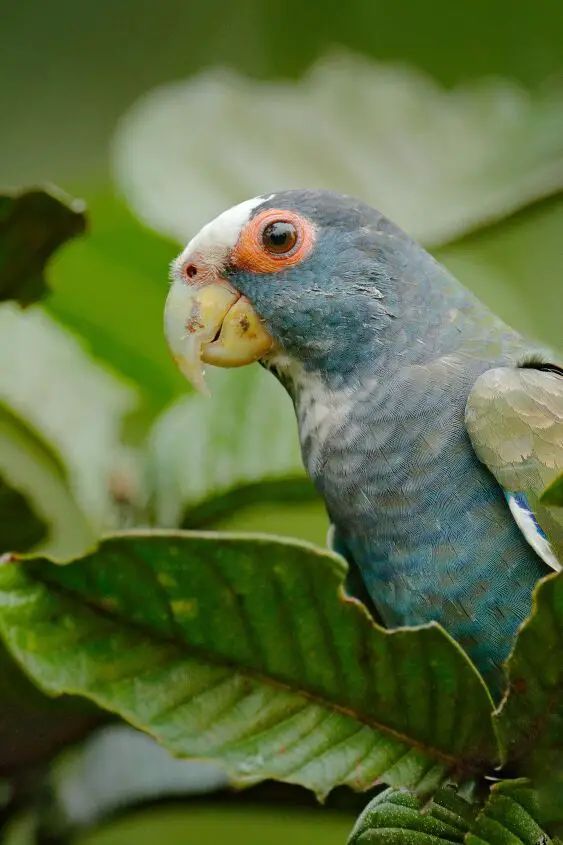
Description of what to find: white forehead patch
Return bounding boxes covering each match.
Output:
[174,194,273,270]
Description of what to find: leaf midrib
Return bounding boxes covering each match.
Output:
[29,567,487,774]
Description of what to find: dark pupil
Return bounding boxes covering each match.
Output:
[262,221,297,253]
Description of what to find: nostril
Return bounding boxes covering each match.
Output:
[185,264,198,279]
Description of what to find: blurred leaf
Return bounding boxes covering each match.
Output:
[76,802,354,845]
[0,400,94,558]
[0,475,46,553]
[45,193,185,429]
[494,571,563,786]
[2,812,37,845]
[0,187,86,306]
[0,532,498,798]
[180,478,318,531]
[0,303,139,536]
[348,785,477,844]
[466,780,552,845]
[51,725,227,829]
[436,193,563,353]
[3,0,563,191]
[148,366,305,527]
[541,473,563,507]
[113,53,563,251]
[0,639,102,777]
[207,497,329,549]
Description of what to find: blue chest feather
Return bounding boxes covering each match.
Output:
[295,357,547,697]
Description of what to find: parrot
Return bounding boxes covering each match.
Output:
[163,189,563,697]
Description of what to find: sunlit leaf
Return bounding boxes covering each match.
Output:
[113,52,563,251]
[0,187,86,306]
[0,532,498,798]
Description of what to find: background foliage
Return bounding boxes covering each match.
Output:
[1,0,562,842]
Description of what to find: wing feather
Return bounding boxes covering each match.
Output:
[465,365,563,569]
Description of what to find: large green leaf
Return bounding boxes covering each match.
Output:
[0,187,86,306]
[494,571,563,784]
[0,532,498,798]
[0,401,94,558]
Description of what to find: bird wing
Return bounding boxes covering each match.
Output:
[465,364,563,570]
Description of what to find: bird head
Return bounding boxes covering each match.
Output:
[165,189,418,394]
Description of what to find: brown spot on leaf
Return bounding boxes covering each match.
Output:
[513,677,527,694]
[0,552,22,565]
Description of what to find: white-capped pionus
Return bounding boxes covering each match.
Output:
[164,189,563,697]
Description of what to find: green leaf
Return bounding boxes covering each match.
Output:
[75,802,354,845]
[436,193,563,355]
[147,366,308,528]
[0,532,498,798]
[348,785,477,845]
[50,724,227,828]
[466,781,552,845]
[0,303,140,537]
[0,475,46,553]
[494,571,563,784]
[541,473,563,507]
[0,400,95,558]
[179,477,320,532]
[0,640,102,776]
[113,53,563,252]
[0,187,86,306]
[2,812,37,845]
[45,193,186,429]
[348,781,554,845]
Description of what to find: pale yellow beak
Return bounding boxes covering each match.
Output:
[164,279,274,395]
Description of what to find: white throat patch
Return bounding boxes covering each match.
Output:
[172,194,273,272]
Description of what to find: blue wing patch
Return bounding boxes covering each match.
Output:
[506,492,561,572]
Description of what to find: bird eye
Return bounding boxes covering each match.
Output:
[261,221,299,255]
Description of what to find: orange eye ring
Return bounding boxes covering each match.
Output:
[232,208,316,273]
